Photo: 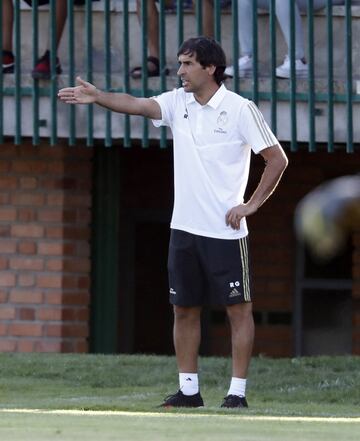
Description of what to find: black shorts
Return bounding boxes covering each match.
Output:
[168,229,252,306]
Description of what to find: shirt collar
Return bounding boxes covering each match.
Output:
[185,84,227,109]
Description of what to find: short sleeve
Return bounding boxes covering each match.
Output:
[151,89,177,128]
[239,100,279,154]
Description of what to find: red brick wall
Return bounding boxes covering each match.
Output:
[1,143,359,357]
[0,142,92,352]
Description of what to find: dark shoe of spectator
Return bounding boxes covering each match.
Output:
[32,50,62,80]
[130,56,169,79]
[2,50,15,73]
[159,390,204,408]
[221,394,248,408]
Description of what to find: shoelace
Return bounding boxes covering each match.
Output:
[163,390,182,401]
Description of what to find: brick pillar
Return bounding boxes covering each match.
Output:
[353,229,360,355]
[0,142,92,353]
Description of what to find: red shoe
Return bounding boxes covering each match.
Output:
[2,50,15,73]
[32,50,62,79]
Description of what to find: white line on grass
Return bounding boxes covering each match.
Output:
[0,409,359,423]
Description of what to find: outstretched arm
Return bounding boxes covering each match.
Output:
[226,144,288,230]
[58,76,162,120]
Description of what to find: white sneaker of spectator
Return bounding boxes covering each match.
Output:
[276,56,308,79]
[224,55,253,78]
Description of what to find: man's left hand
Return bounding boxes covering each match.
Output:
[225,203,256,230]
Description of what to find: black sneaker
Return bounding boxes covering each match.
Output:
[221,394,248,408]
[160,390,204,408]
[2,50,14,73]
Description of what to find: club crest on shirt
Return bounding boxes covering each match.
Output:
[214,111,228,134]
[217,111,228,127]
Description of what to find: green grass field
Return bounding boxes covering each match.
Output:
[0,353,359,440]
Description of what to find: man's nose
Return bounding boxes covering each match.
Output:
[177,65,184,76]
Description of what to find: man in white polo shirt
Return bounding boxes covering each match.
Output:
[58,37,288,409]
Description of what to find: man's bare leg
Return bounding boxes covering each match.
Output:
[226,302,254,378]
[173,305,202,373]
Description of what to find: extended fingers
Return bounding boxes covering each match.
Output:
[58,90,75,102]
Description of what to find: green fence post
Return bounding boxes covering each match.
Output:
[289,0,297,152]
[141,0,149,148]
[231,0,239,95]
[269,0,277,135]
[86,0,94,147]
[49,0,58,146]
[14,0,21,145]
[67,0,76,146]
[104,0,112,147]
[307,0,315,152]
[31,0,39,146]
[326,0,334,152]
[0,2,4,143]
[177,1,184,88]
[195,0,203,35]
[159,0,167,149]
[123,0,131,147]
[214,0,221,42]
[252,0,258,105]
[345,0,353,153]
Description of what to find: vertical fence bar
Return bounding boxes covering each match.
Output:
[252,0,258,104]
[231,0,239,95]
[214,0,221,42]
[86,0,94,147]
[326,0,334,152]
[123,0,131,147]
[177,1,184,88]
[14,0,21,145]
[49,0,57,145]
[177,1,184,44]
[141,0,149,148]
[159,0,167,148]
[289,0,297,151]
[269,0,277,134]
[195,0,203,35]
[307,0,315,152]
[345,0,353,153]
[32,0,40,145]
[67,0,76,146]
[0,3,4,143]
[104,0,112,147]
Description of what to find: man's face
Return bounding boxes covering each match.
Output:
[177,52,215,94]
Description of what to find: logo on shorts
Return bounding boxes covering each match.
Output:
[229,288,241,298]
[169,288,176,295]
[229,281,240,288]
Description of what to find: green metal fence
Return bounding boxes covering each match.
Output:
[0,0,359,151]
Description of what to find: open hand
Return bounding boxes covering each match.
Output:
[58,76,98,104]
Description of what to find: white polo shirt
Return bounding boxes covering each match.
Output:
[152,84,278,240]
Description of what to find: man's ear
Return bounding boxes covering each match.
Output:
[206,65,216,76]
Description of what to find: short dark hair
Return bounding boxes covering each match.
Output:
[177,37,226,86]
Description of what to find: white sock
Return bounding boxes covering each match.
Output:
[179,373,199,396]
[227,377,247,397]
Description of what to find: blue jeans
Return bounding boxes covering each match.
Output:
[238,0,345,60]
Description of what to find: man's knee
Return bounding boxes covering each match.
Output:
[226,302,253,322]
[173,305,202,322]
